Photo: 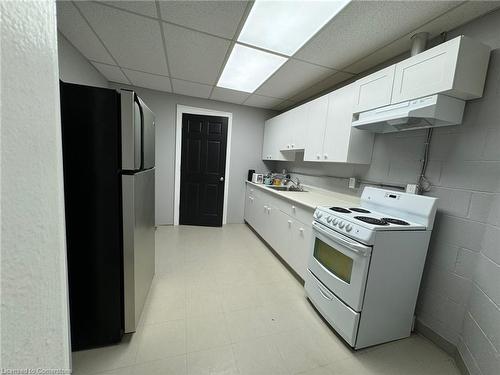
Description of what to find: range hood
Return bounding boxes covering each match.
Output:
[352,94,465,133]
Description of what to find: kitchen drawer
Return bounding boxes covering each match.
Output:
[247,185,257,197]
[255,189,314,227]
[288,203,314,226]
[305,270,360,347]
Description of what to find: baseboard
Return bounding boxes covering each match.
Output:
[415,319,470,375]
[244,221,305,285]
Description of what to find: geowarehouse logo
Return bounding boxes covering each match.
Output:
[1,370,71,374]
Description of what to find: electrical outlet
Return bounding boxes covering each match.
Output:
[406,184,418,194]
[349,178,357,189]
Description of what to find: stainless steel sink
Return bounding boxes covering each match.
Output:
[267,185,307,192]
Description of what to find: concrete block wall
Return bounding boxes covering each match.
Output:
[273,9,500,375]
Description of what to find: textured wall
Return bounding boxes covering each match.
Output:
[109,83,275,225]
[57,31,108,87]
[273,9,500,375]
[1,1,71,371]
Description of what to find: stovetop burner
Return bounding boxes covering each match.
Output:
[354,216,389,225]
[350,208,371,213]
[330,207,351,213]
[382,218,410,226]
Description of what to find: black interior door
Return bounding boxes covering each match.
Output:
[180,113,228,227]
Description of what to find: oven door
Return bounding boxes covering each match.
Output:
[308,221,372,311]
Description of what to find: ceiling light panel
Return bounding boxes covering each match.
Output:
[217,44,287,93]
[238,0,351,56]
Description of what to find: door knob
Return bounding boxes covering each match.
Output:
[219,176,224,182]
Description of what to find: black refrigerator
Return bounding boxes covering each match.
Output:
[60,82,155,350]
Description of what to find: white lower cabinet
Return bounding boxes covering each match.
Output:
[267,207,292,259]
[244,184,313,280]
[292,222,312,279]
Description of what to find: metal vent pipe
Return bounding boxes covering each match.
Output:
[410,32,429,56]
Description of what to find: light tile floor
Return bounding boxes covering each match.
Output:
[72,224,461,375]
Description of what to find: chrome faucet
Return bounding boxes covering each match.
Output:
[284,176,304,191]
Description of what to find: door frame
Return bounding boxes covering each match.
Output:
[174,105,232,226]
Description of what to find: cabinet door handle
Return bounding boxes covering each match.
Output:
[299,228,304,234]
[287,220,292,226]
[324,154,328,159]
[291,205,296,211]
[316,154,320,159]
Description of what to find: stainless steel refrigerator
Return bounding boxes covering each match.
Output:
[60,82,155,350]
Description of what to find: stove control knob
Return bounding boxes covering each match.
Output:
[332,218,338,225]
[338,221,345,229]
[315,212,323,219]
[326,216,332,223]
[346,224,352,232]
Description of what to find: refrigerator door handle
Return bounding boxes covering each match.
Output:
[138,96,155,170]
[120,90,142,171]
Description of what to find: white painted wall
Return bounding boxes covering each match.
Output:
[57,31,108,87]
[109,83,275,225]
[273,9,500,375]
[1,1,70,371]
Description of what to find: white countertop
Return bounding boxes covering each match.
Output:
[246,181,360,210]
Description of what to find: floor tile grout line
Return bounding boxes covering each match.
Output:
[74,225,463,375]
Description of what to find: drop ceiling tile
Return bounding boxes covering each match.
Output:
[211,87,250,105]
[98,1,158,18]
[343,39,410,75]
[123,69,172,92]
[288,71,354,103]
[295,1,459,70]
[255,59,334,99]
[92,62,129,84]
[163,23,231,85]
[345,1,500,74]
[77,2,168,75]
[244,95,283,109]
[159,0,248,39]
[56,1,114,64]
[171,79,212,99]
[273,100,296,112]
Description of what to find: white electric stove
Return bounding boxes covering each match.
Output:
[305,187,437,349]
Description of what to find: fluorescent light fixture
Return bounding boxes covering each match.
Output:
[217,43,287,93]
[238,0,351,56]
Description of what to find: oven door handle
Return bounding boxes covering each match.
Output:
[312,221,371,257]
[317,283,334,301]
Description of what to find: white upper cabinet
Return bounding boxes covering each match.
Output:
[303,96,329,161]
[352,65,396,113]
[323,86,353,162]
[288,105,308,151]
[391,36,490,103]
[261,35,489,163]
[261,103,307,161]
[264,83,373,164]
[262,114,294,161]
[261,117,274,160]
[304,84,373,164]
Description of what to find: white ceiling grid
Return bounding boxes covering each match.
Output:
[56,0,500,111]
